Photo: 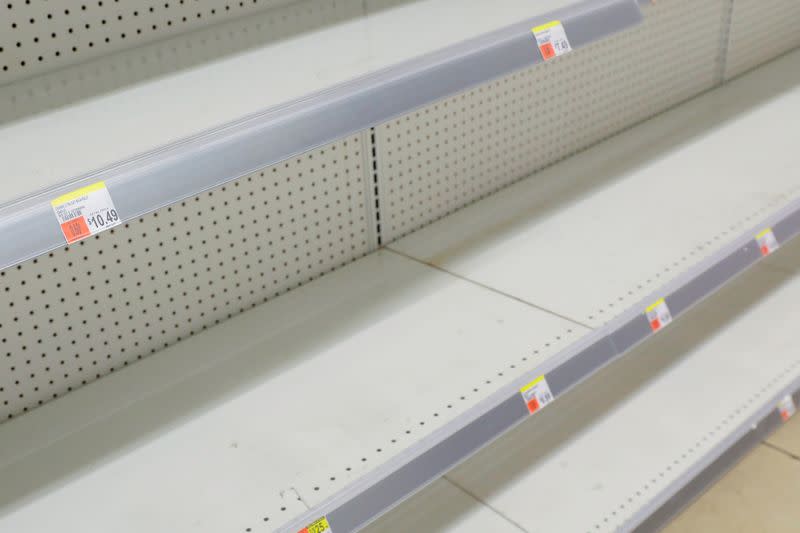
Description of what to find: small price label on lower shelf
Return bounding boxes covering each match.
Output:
[520,375,554,415]
[756,228,780,257]
[646,298,673,332]
[51,181,121,244]
[778,395,796,422]
[298,516,331,533]
[532,20,572,60]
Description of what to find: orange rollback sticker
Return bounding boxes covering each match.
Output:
[59,217,91,244]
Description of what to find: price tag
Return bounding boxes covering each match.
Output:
[756,228,779,257]
[646,298,673,332]
[778,395,796,422]
[520,375,554,414]
[532,20,572,60]
[51,181,122,244]
[298,517,331,533]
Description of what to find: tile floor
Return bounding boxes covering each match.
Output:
[664,413,800,532]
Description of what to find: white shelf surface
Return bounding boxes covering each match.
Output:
[0,0,577,207]
[1,34,800,533]
[0,249,585,533]
[364,243,800,533]
[391,48,800,329]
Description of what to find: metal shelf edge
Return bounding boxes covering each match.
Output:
[0,0,642,272]
[630,383,800,532]
[278,197,800,533]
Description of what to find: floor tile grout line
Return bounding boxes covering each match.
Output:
[762,441,800,462]
[443,475,529,533]
[385,247,594,331]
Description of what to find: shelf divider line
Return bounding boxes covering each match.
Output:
[385,247,594,330]
[443,476,529,533]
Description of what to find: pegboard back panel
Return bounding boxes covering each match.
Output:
[725,0,800,80]
[375,0,728,243]
[0,0,306,86]
[0,0,365,124]
[0,134,373,421]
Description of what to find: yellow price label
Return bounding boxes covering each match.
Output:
[299,517,331,533]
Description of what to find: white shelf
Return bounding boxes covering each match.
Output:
[0,0,583,205]
[364,243,800,532]
[1,42,800,533]
[391,47,800,329]
[0,250,584,533]
[0,0,642,271]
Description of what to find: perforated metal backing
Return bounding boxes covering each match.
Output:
[0,134,373,420]
[0,0,305,85]
[0,0,365,122]
[725,0,800,79]
[374,0,728,243]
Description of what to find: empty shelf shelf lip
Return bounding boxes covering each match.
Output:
[632,386,800,532]
[0,0,643,272]
[279,197,800,533]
